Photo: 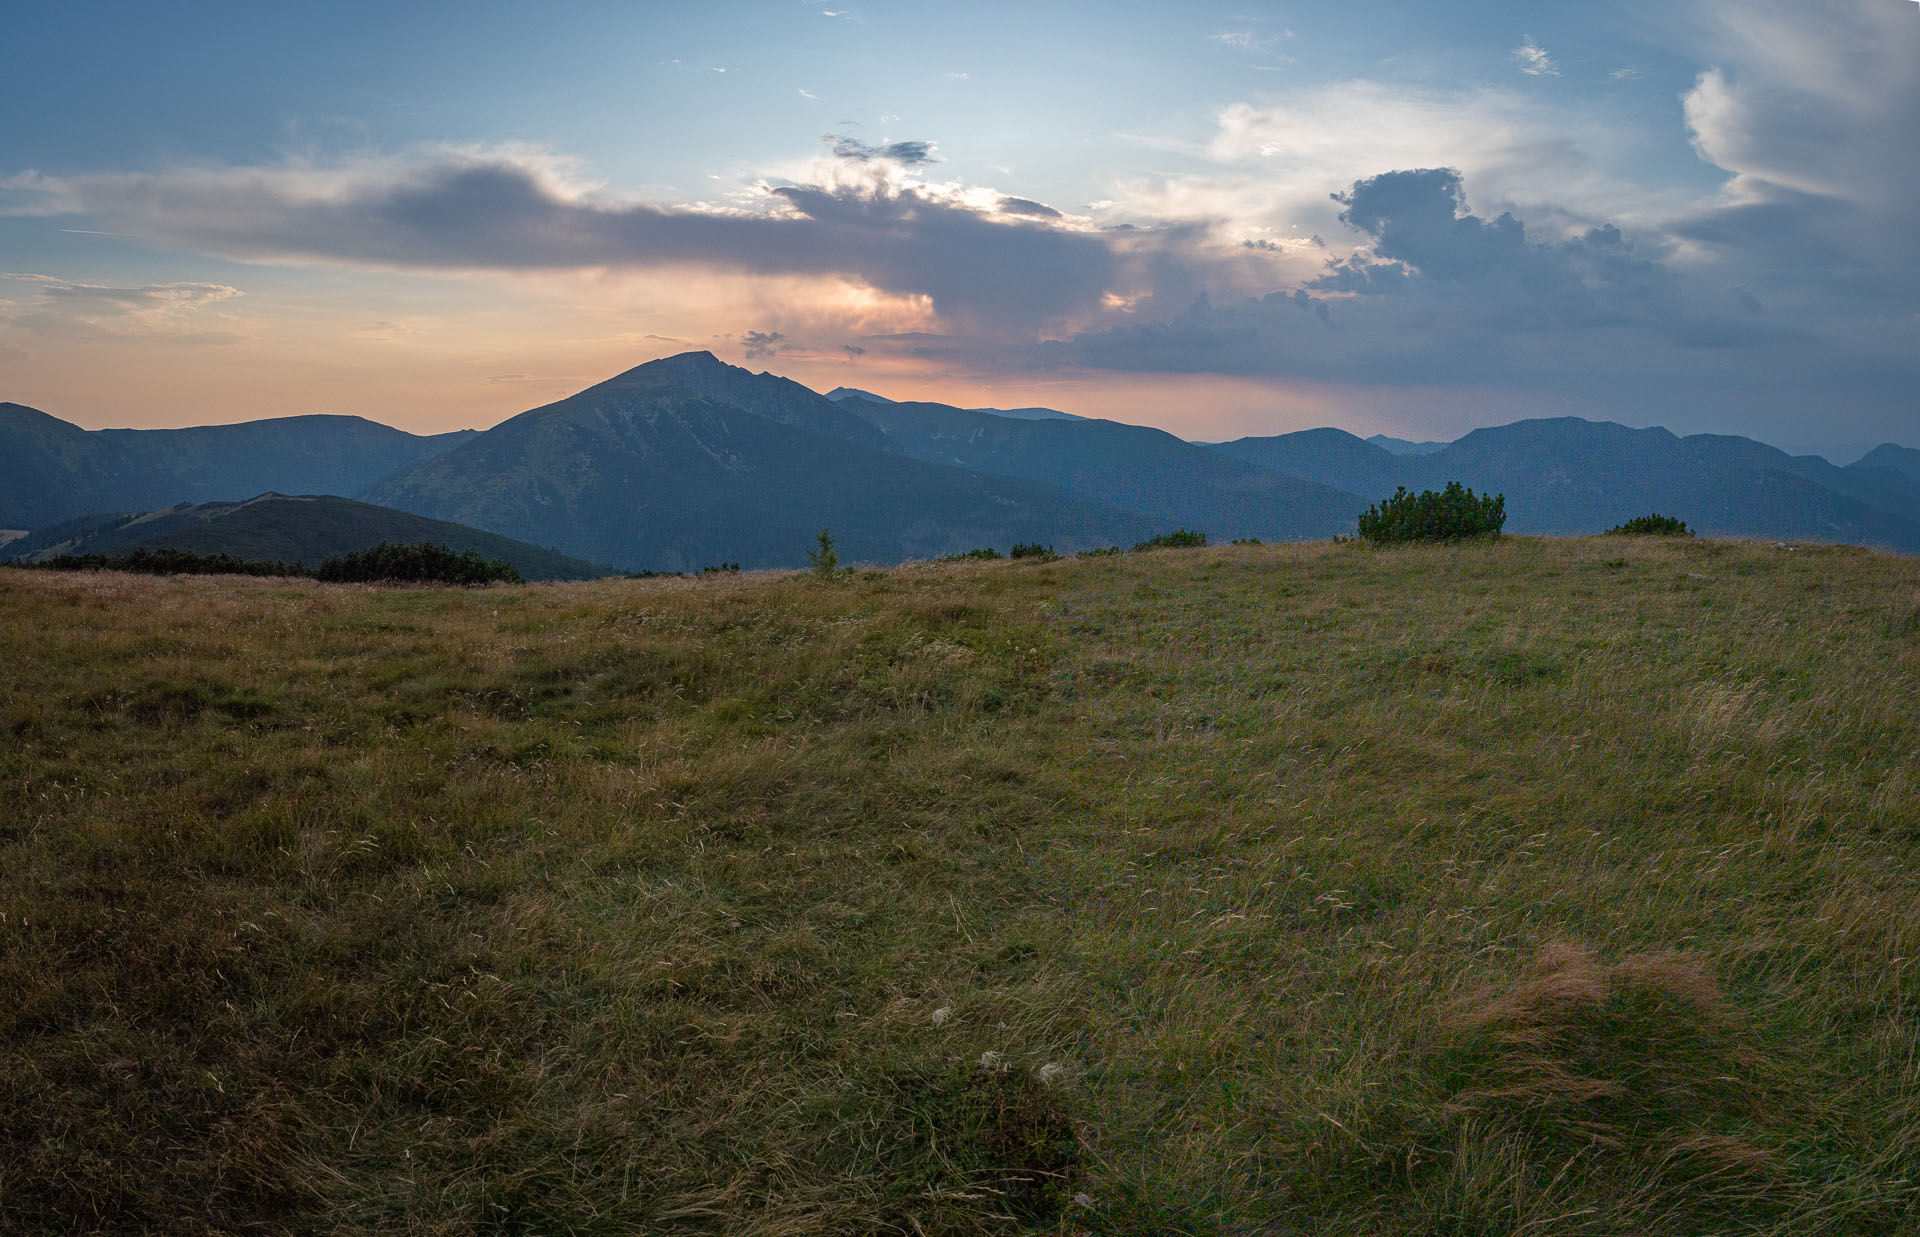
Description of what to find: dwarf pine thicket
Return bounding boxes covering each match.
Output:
[4,536,1919,1233]
[1358,481,1507,544]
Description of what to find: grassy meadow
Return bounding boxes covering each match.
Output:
[3,536,1919,1234]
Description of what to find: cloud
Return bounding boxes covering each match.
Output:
[996,196,1061,219]
[829,136,937,166]
[0,272,245,342]
[2,145,1217,330]
[1673,0,1920,307]
[1052,167,1822,394]
[741,329,788,359]
[1512,36,1559,77]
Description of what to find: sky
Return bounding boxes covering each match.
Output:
[1,0,1915,460]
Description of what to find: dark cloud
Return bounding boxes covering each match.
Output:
[997,196,1060,219]
[829,137,937,166]
[741,329,787,359]
[842,343,866,359]
[1053,167,1825,394]
[28,152,1175,329]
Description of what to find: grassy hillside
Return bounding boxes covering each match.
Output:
[3,538,1918,1233]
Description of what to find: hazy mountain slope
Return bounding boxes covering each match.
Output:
[0,402,476,530]
[100,416,476,505]
[365,371,1154,571]
[1852,443,1920,487]
[3,493,610,580]
[1209,428,1407,499]
[1214,416,1920,550]
[841,399,1365,541]
[1421,420,1920,544]
[1366,433,1449,456]
[0,402,176,527]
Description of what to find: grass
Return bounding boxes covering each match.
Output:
[3,536,1918,1233]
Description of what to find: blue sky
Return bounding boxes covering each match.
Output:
[2,0,1915,459]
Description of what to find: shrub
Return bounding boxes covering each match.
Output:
[806,528,840,578]
[1230,537,1263,547]
[1076,546,1121,558]
[941,547,1004,563]
[698,562,741,575]
[315,541,521,585]
[1357,483,1505,544]
[1009,543,1058,561]
[1133,530,1208,552]
[24,547,304,578]
[1606,514,1693,537]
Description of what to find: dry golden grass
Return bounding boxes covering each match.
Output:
[4,534,1919,1233]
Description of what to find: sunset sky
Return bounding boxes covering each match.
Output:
[2,0,1915,459]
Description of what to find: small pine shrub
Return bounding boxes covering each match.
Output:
[1230,537,1262,546]
[1133,530,1208,552]
[806,528,840,578]
[1606,514,1693,537]
[1076,546,1121,558]
[1009,543,1058,561]
[26,547,305,578]
[1357,483,1505,544]
[315,542,521,585]
[698,562,741,575]
[941,547,1004,563]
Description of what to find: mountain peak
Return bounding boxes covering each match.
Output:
[826,387,897,405]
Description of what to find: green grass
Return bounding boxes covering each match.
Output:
[3,537,1919,1233]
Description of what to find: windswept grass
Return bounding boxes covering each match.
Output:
[3,536,1918,1233]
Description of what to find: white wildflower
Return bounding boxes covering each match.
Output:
[979,1050,1007,1071]
[1037,1062,1065,1085]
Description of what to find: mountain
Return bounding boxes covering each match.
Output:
[2,493,611,580]
[829,385,1088,422]
[0,402,473,531]
[98,416,475,507]
[835,398,1365,542]
[1366,433,1448,456]
[365,355,1156,571]
[0,402,167,530]
[1214,417,1920,551]
[1853,443,1920,487]
[826,386,897,405]
[1212,427,1405,499]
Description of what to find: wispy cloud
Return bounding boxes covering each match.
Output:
[1512,36,1559,77]
[0,272,245,342]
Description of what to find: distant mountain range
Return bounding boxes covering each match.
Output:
[1211,420,1920,552]
[7,494,608,580]
[5,354,1918,568]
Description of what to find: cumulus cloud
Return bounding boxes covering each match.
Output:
[1054,167,1806,390]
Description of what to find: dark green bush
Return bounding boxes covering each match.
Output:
[22,547,305,578]
[1230,537,1263,547]
[315,542,521,585]
[941,547,1004,562]
[1606,514,1693,537]
[1357,483,1505,544]
[698,562,741,575]
[1133,530,1208,551]
[1009,543,1058,561]
[1076,546,1121,558]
